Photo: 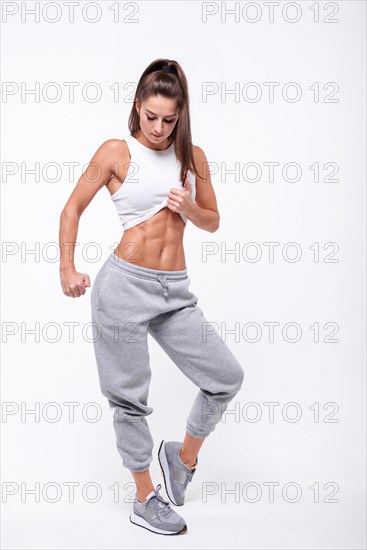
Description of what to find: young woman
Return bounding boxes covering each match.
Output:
[59,59,245,536]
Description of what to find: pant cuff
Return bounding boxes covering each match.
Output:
[186,422,213,439]
[127,462,152,473]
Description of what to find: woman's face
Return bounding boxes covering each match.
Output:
[135,95,179,145]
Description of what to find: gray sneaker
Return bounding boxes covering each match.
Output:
[158,440,198,506]
[129,483,187,535]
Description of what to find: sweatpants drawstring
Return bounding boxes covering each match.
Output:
[156,275,169,298]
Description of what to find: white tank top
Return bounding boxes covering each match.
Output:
[111,134,196,231]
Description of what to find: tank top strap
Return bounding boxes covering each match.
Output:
[123,134,138,159]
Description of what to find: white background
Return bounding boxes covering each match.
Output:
[1,1,366,548]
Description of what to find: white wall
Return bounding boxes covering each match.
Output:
[1,1,366,548]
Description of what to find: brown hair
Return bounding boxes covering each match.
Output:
[128,58,203,185]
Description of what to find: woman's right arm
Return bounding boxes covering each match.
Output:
[59,139,121,298]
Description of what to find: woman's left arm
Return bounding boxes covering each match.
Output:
[186,145,220,232]
[167,145,220,232]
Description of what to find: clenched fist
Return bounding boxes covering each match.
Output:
[60,270,91,298]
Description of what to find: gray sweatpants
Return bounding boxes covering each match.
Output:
[90,252,245,472]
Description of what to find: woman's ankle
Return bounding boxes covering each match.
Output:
[179,448,197,468]
[136,487,155,503]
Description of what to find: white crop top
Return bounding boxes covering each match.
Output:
[111,134,196,231]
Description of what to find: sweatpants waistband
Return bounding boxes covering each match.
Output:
[108,252,188,282]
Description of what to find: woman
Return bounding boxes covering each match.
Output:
[59,59,245,536]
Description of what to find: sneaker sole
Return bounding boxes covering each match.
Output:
[129,513,187,535]
[158,440,182,507]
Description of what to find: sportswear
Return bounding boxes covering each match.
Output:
[158,440,198,506]
[129,483,187,535]
[90,251,245,472]
[111,134,196,230]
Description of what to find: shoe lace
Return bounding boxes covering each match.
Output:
[148,484,174,519]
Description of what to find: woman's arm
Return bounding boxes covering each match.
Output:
[59,139,124,296]
[184,145,220,233]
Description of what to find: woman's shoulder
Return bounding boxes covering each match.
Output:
[98,137,129,150]
[93,138,130,160]
[192,143,207,162]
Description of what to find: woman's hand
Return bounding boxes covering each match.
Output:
[60,269,91,298]
[167,177,195,217]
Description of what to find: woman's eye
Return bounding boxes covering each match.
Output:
[147,115,174,124]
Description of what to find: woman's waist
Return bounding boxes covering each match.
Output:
[114,236,186,271]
